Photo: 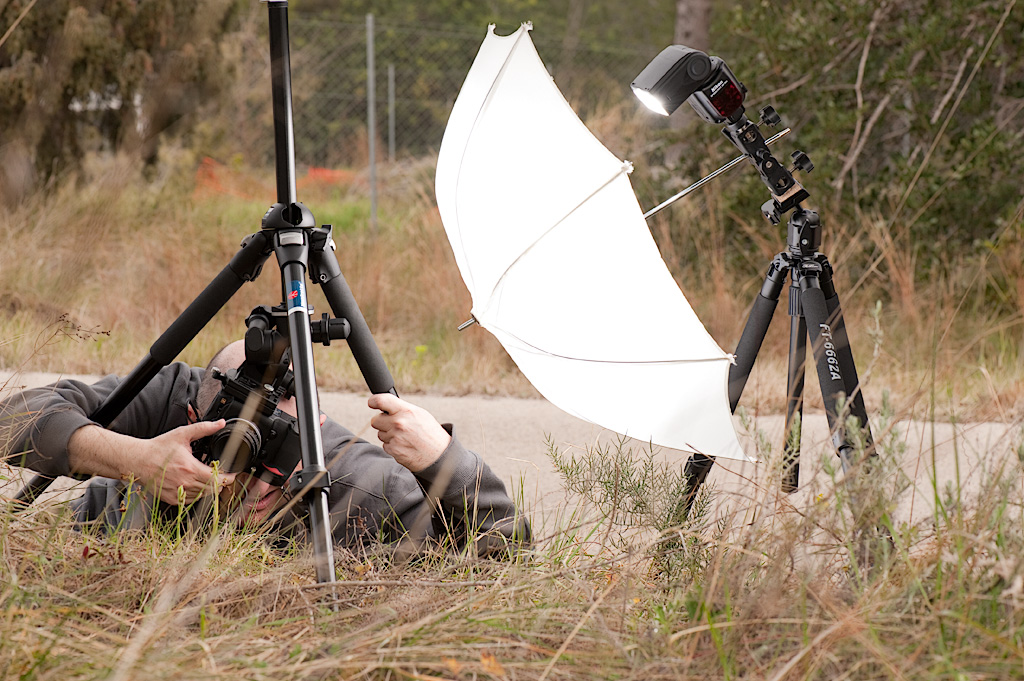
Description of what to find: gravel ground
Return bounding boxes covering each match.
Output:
[4,371,1021,536]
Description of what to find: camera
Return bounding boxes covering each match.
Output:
[192,350,302,488]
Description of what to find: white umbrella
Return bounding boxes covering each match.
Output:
[435,24,752,462]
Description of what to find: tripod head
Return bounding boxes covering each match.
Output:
[632,45,814,224]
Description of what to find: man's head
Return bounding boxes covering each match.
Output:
[196,340,300,421]
[196,340,248,418]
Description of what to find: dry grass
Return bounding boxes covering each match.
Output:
[0,152,526,396]
[1,146,1022,418]
[2,111,1024,678]
[2,419,1024,680]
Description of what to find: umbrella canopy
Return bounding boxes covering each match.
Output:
[435,24,752,462]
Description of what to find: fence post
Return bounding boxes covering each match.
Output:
[366,13,377,232]
[388,63,396,162]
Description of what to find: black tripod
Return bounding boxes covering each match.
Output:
[13,1,391,585]
[677,109,875,515]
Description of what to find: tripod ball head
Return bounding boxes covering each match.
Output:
[788,207,821,256]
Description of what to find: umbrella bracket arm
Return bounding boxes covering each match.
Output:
[720,110,812,224]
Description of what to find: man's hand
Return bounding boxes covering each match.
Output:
[69,420,234,505]
[137,420,234,504]
[368,394,451,472]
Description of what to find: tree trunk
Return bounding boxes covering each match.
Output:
[667,0,712,161]
[674,0,711,52]
[559,0,586,79]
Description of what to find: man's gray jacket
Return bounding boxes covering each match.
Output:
[1,364,531,554]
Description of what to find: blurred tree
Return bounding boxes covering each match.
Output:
[675,0,710,52]
[709,0,1024,259]
[665,0,712,164]
[0,0,245,203]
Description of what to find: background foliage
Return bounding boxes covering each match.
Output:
[3,0,1019,265]
[0,0,1021,406]
[710,0,1024,260]
[0,0,246,202]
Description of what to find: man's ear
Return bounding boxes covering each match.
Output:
[187,403,199,424]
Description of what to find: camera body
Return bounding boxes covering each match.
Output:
[192,362,302,488]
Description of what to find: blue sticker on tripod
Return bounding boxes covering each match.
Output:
[287,280,305,312]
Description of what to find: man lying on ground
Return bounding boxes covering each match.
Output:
[1,341,531,557]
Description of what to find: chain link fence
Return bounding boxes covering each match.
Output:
[227,13,660,175]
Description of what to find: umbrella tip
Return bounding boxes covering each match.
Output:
[458,316,479,331]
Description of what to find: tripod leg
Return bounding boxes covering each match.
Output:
[798,274,858,471]
[807,265,892,558]
[276,232,336,583]
[680,453,715,516]
[679,292,775,516]
[728,256,788,409]
[310,230,396,395]
[679,256,789,517]
[12,232,273,509]
[819,266,874,452]
[782,308,807,493]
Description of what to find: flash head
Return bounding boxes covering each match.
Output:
[631,45,712,116]
[631,45,747,124]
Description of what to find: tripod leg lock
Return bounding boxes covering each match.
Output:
[309,226,343,284]
[289,464,332,498]
[310,313,350,346]
[788,284,802,316]
[760,253,791,299]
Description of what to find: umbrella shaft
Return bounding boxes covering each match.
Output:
[643,128,791,220]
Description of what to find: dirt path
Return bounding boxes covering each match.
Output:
[5,371,1022,534]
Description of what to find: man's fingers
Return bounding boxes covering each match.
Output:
[155,460,234,505]
[370,410,395,432]
[191,454,238,492]
[218,472,236,488]
[368,393,403,414]
[187,461,235,498]
[176,419,226,442]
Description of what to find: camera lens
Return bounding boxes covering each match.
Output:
[209,418,263,472]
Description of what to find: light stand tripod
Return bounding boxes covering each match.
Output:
[13,0,393,585]
[631,46,874,513]
[677,110,876,515]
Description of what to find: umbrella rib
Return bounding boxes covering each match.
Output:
[452,24,532,297]
[483,162,633,311]
[489,323,731,365]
